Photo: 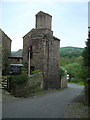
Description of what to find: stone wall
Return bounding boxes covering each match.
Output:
[86,78,90,106]
[47,37,60,89]
[61,74,67,88]
[23,28,60,89]
[8,57,23,65]
[23,11,61,90]
[36,11,52,30]
[23,28,53,69]
[0,29,2,82]
[1,29,12,66]
[10,72,43,97]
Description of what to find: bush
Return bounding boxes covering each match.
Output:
[64,62,88,84]
[64,62,81,80]
[31,69,40,75]
[11,74,28,84]
[21,67,27,75]
[60,66,66,79]
[11,69,40,84]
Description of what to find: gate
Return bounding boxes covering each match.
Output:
[1,77,11,92]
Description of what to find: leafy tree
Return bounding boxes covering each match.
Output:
[82,27,90,77]
[60,56,70,66]
[60,66,66,80]
[64,62,82,83]
[60,46,85,83]
[74,56,83,64]
[60,47,83,58]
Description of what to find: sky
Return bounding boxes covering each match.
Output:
[0,0,89,51]
[89,1,90,26]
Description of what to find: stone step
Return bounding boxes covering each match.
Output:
[0,83,7,89]
[0,84,2,89]
[1,83,7,85]
[0,78,8,90]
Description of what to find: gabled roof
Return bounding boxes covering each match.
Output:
[10,64,23,67]
[53,36,60,41]
[0,28,12,41]
[36,11,52,17]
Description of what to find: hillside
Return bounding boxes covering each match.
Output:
[11,49,23,57]
[60,46,84,58]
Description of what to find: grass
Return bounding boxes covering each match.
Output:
[68,82,84,85]
[47,88,62,92]
[32,91,44,96]
[2,75,11,78]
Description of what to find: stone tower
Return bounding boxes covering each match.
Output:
[36,11,52,30]
[23,11,60,89]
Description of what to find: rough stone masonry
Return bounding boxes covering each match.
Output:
[23,11,60,89]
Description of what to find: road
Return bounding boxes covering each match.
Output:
[2,84,84,118]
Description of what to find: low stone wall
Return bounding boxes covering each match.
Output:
[11,72,43,97]
[86,78,90,106]
[61,74,67,88]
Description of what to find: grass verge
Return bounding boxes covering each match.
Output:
[68,82,84,85]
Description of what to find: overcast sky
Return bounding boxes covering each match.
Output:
[0,0,89,51]
[88,1,90,27]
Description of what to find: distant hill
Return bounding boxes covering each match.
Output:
[60,46,84,58]
[11,51,16,53]
[11,49,23,57]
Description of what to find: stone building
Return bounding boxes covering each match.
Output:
[0,29,23,75]
[0,29,12,67]
[23,11,60,89]
[9,49,23,65]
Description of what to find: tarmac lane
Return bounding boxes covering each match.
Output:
[2,84,84,118]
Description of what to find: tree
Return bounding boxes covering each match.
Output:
[64,62,82,82]
[82,27,90,77]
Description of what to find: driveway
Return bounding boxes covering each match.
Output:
[2,84,84,118]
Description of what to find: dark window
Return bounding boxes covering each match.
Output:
[30,66,35,71]
[17,58,19,62]
[10,65,20,74]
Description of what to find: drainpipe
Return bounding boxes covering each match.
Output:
[44,34,49,89]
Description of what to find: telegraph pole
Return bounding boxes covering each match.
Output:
[28,39,31,77]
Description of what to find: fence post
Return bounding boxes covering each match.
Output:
[7,77,11,92]
[86,78,90,106]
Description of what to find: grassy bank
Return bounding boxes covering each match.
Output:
[68,82,84,85]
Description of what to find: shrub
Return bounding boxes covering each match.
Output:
[21,67,27,75]
[11,69,40,84]
[64,62,81,80]
[11,74,28,84]
[60,66,66,79]
[64,62,88,83]
[31,69,40,75]
[21,67,27,72]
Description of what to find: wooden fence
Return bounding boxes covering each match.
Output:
[1,77,11,92]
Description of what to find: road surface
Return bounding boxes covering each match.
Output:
[2,84,84,118]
